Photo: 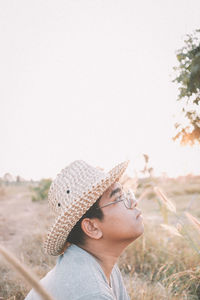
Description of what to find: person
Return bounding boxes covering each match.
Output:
[25,160,144,300]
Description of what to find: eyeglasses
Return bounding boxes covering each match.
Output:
[97,189,138,210]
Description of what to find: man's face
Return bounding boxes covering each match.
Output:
[98,181,144,244]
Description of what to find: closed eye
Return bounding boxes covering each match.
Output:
[111,194,124,204]
[114,193,124,202]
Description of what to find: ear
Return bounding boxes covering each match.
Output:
[81,218,103,240]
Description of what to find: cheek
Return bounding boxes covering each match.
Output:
[101,210,133,233]
[101,209,144,240]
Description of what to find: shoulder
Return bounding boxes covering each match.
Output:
[57,245,104,283]
[53,245,111,297]
[76,292,114,300]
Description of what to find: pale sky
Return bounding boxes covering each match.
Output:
[1,0,200,180]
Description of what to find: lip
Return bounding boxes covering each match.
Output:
[136,212,142,219]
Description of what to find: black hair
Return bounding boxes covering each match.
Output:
[66,195,104,246]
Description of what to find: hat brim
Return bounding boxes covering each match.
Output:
[43,160,129,256]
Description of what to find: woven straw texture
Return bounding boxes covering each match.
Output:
[43,160,129,256]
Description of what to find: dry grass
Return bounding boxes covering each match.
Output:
[119,220,200,299]
[0,245,54,300]
[0,186,6,197]
[0,233,56,300]
[0,176,200,300]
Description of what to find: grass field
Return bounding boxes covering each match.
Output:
[0,175,200,300]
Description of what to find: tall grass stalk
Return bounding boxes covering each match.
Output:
[185,212,200,235]
[0,245,54,300]
[153,186,176,214]
[160,224,183,237]
[154,186,200,257]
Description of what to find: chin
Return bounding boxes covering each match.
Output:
[133,224,144,241]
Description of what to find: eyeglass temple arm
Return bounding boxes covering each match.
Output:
[98,199,124,209]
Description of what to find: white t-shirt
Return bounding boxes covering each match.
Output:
[25,244,130,300]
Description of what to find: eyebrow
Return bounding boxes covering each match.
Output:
[109,187,122,198]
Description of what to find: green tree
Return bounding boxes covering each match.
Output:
[31,178,52,201]
[173,29,200,145]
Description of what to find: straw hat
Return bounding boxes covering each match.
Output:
[44,159,129,256]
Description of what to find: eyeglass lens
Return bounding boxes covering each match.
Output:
[126,190,137,209]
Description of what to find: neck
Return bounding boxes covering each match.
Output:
[78,241,129,285]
